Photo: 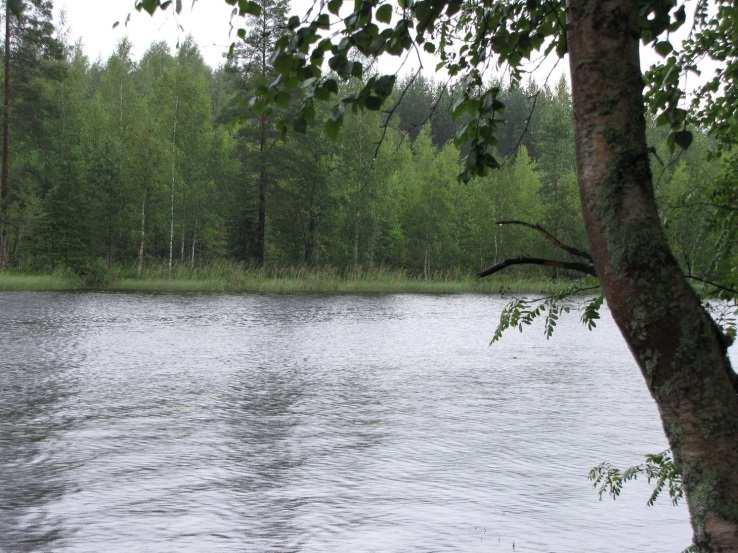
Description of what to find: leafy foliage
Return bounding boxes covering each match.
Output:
[136,0,738,180]
[644,1,738,152]
[589,450,684,507]
[491,288,604,343]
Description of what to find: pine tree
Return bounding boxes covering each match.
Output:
[224,0,288,265]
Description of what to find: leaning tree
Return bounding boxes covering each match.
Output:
[137,0,737,550]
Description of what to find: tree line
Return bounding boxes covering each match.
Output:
[0,0,734,285]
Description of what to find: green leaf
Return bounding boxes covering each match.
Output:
[238,0,262,16]
[323,78,338,94]
[327,0,342,15]
[137,0,159,15]
[317,13,330,29]
[451,97,479,119]
[328,54,348,75]
[374,74,396,97]
[272,53,295,74]
[364,96,383,110]
[376,4,393,24]
[350,62,363,78]
[654,40,672,57]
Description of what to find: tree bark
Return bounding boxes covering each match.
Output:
[0,2,12,268]
[423,245,430,280]
[137,193,146,278]
[566,2,738,551]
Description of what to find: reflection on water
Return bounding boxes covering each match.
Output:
[1,292,721,552]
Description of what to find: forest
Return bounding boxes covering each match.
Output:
[0,0,735,288]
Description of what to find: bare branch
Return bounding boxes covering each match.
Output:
[510,59,560,155]
[478,256,597,278]
[496,220,593,262]
[373,66,421,161]
[686,274,738,297]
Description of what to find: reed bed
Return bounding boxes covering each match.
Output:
[1,261,594,295]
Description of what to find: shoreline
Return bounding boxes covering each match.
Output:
[0,271,596,296]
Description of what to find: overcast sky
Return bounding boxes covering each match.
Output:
[56,0,239,68]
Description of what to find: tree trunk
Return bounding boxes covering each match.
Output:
[367,210,377,267]
[353,212,359,267]
[566,2,738,551]
[255,114,267,265]
[305,211,317,265]
[168,95,179,279]
[190,220,196,269]
[0,2,12,269]
[106,190,114,267]
[137,193,146,278]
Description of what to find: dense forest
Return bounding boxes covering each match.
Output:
[0,0,735,284]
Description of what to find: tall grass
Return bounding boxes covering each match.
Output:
[112,261,589,295]
[0,269,81,291]
[0,261,595,295]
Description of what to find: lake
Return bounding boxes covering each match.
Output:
[2,292,721,552]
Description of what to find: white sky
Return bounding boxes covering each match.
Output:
[56,0,239,68]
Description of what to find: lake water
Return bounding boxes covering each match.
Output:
[2,292,726,553]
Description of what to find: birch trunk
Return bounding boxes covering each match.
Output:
[567,2,738,550]
[168,95,179,279]
[137,193,146,278]
[190,221,196,269]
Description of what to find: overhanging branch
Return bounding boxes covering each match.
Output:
[478,256,597,278]
[496,220,593,262]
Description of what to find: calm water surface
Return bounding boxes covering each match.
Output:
[2,292,728,553]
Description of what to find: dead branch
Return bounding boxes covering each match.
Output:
[496,220,593,261]
[478,256,597,278]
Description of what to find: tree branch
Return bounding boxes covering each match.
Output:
[478,256,597,278]
[496,220,593,262]
[686,274,738,297]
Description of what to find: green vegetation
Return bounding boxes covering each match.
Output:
[0,264,591,295]
[0,1,733,292]
[0,271,80,291]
